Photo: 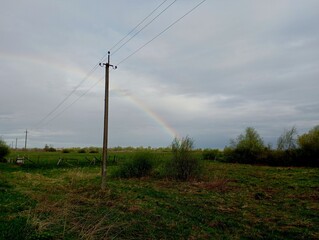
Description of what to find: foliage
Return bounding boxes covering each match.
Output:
[44,144,56,152]
[298,125,319,152]
[78,148,86,153]
[225,127,265,164]
[166,136,202,181]
[223,125,319,167]
[88,147,99,154]
[112,151,154,178]
[298,125,319,166]
[0,138,10,161]
[277,126,297,150]
[62,148,71,153]
[230,127,265,152]
[202,149,223,161]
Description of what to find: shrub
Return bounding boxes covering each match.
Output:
[165,136,202,181]
[202,149,223,161]
[0,138,10,161]
[112,151,153,178]
[78,148,86,153]
[88,147,99,153]
[62,149,71,153]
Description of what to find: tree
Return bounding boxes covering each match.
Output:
[44,144,56,152]
[277,126,297,150]
[0,138,10,161]
[296,125,319,166]
[298,126,319,156]
[226,127,265,164]
[231,127,264,152]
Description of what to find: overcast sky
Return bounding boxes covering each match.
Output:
[1,0,319,149]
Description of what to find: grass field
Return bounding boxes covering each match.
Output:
[1,151,318,239]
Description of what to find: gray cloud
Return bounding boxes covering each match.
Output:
[1,0,318,148]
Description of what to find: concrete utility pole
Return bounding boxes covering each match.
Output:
[100,51,117,190]
[24,129,28,150]
[15,138,18,150]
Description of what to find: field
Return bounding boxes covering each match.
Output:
[1,150,318,239]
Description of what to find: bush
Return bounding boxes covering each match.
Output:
[165,136,202,181]
[202,149,223,161]
[78,148,86,153]
[62,149,71,153]
[88,147,99,154]
[112,151,153,178]
[0,138,10,161]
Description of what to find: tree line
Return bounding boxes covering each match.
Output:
[204,125,319,167]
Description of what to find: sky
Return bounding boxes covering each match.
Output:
[1,0,319,149]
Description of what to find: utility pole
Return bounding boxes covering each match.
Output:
[99,51,117,190]
[15,138,17,150]
[24,129,28,150]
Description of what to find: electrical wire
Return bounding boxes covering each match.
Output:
[109,0,170,52]
[39,77,104,128]
[116,0,207,66]
[111,0,178,56]
[32,64,99,129]
[32,0,207,130]
[32,0,174,130]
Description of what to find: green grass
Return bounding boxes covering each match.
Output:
[1,151,318,239]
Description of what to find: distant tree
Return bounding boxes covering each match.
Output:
[298,125,319,151]
[226,127,265,164]
[0,138,10,161]
[44,144,56,152]
[231,127,265,152]
[277,126,297,150]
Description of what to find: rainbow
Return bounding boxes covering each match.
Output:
[112,87,179,139]
[1,52,179,139]
[0,51,91,81]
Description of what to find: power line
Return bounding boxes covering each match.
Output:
[116,0,207,66]
[32,1,174,130]
[111,0,178,56]
[39,77,104,128]
[109,0,170,52]
[32,64,100,130]
[32,0,207,130]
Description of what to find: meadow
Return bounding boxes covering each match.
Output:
[1,150,318,239]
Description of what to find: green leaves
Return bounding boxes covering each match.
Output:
[232,127,265,152]
[168,136,202,181]
[0,137,10,161]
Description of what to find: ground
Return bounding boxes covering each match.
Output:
[0,151,318,239]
